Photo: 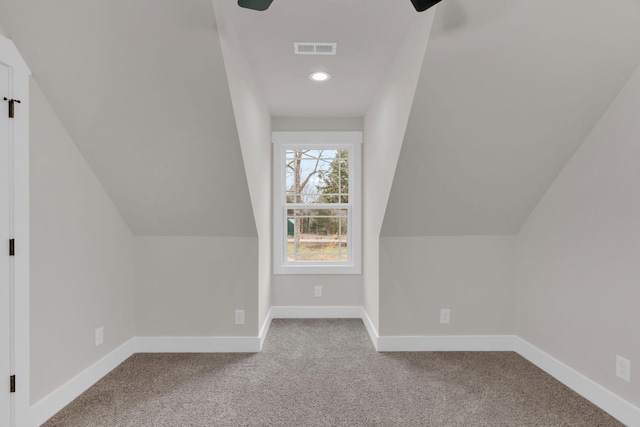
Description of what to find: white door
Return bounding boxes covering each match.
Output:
[0,61,13,427]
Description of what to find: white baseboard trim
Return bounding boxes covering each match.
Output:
[262,306,372,350]
[514,337,640,427]
[360,308,379,350]
[372,333,638,424]
[259,307,274,350]
[28,313,638,427]
[135,336,261,353]
[29,338,137,427]
[270,305,363,319]
[377,335,515,352]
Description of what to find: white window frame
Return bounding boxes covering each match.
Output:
[273,131,362,275]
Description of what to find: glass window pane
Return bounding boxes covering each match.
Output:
[286,208,349,262]
[284,149,349,205]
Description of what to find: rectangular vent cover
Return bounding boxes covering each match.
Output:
[294,42,337,55]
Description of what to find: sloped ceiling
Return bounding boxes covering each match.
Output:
[382,0,640,236]
[2,0,640,238]
[0,0,256,236]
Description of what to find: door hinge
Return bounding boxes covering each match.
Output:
[3,97,21,118]
[9,239,15,256]
[10,375,15,393]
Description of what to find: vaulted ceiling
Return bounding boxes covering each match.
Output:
[0,0,256,236]
[382,0,640,235]
[1,0,639,237]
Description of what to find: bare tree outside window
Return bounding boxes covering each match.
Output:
[285,149,349,261]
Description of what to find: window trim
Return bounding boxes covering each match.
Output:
[273,131,362,275]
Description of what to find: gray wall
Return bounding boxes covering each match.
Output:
[134,237,259,336]
[380,1,640,238]
[379,236,515,336]
[271,275,362,307]
[30,80,135,403]
[0,0,258,238]
[270,117,364,308]
[362,12,435,331]
[215,2,272,330]
[515,64,640,407]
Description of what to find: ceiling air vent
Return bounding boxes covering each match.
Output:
[294,42,337,55]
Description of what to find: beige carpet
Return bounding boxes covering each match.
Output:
[43,319,622,426]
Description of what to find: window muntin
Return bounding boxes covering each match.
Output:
[286,208,349,262]
[273,132,361,274]
[285,149,349,204]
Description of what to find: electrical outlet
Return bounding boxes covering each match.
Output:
[235,310,245,325]
[440,309,451,324]
[616,356,631,382]
[314,286,323,297]
[95,327,104,347]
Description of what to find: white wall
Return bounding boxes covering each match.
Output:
[271,275,362,307]
[134,237,258,336]
[380,1,640,238]
[379,236,515,336]
[269,117,364,307]
[30,80,135,404]
[516,64,640,407]
[214,0,271,330]
[3,1,258,238]
[362,11,435,331]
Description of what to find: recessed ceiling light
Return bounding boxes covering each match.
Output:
[309,71,331,82]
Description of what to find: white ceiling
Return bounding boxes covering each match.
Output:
[382,0,640,236]
[2,0,640,237]
[0,0,256,236]
[219,0,421,117]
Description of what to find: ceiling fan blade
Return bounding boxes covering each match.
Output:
[238,0,440,13]
[238,0,274,11]
[410,0,443,12]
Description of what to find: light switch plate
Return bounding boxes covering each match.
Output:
[616,356,631,382]
[95,327,104,347]
[235,310,245,325]
[440,309,451,324]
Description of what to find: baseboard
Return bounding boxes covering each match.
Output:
[263,306,368,350]
[377,334,515,352]
[514,338,640,427]
[360,308,379,350]
[135,336,261,353]
[27,315,638,427]
[259,307,274,350]
[372,334,639,424]
[29,338,137,427]
[270,305,363,319]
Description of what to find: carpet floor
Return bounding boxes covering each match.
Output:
[43,319,622,426]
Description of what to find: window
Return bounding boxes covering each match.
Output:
[273,132,361,274]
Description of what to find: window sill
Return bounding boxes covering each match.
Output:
[274,263,361,275]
